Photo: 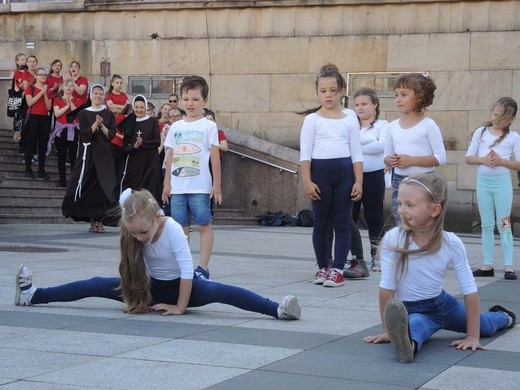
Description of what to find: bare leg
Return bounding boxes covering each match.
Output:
[198,224,213,270]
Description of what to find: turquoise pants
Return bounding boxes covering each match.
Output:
[476,172,513,266]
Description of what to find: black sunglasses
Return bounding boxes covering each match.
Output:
[169,100,177,103]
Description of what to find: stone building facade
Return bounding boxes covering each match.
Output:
[1,0,519,229]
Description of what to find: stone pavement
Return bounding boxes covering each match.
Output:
[0,223,519,389]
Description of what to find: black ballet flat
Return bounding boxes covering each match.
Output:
[472,268,494,277]
[504,271,517,280]
[489,305,516,328]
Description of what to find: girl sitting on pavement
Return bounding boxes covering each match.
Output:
[363,173,515,363]
[15,189,301,321]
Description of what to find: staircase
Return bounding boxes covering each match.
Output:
[0,127,261,225]
[0,127,68,223]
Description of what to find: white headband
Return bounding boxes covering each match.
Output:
[402,178,437,203]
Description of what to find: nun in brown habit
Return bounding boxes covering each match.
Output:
[62,84,118,232]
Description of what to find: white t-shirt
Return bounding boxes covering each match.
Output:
[384,117,446,176]
[379,228,477,301]
[466,126,520,175]
[143,218,193,280]
[164,117,219,194]
[359,119,389,172]
[299,111,362,163]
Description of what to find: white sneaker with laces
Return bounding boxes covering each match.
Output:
[277,295,301,320]
[15,264,36,306]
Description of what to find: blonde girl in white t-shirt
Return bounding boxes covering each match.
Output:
[466,97,520,280]
[15,189,301,321]
[363,173,515,363]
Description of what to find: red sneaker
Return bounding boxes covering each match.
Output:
[313,268,330,285]
[323,269,345,287]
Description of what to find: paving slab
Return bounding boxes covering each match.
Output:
[0,223,519,389]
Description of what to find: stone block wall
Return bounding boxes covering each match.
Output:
[1,0,520,231]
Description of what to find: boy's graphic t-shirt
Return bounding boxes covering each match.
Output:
[164,117,219,194]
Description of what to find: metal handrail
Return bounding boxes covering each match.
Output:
[227,149,298,174]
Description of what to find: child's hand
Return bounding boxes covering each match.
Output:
[151,303,185,315]
[386,153,400,168]
[161,185,171,204]
[489,151,504,167]
[304,181,321,201]
[450,336,485,351]
[482,150,494,167]
[211,186,222,205]
[363,332,390,344]
[397,154,413,168]
[351,182,362,201]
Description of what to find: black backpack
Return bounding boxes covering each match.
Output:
[297,209,313,227]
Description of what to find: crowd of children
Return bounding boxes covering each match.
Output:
[10,55,519,364]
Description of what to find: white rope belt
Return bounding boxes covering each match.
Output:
[119,154,130,198]
[74,142,90,201]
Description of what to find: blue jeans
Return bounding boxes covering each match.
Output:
[390,172,407,225]
[310,157,354,270]
[31,276,279,318]
[171,193,212,226]
[476,172,513,266]
[403,290,510,351]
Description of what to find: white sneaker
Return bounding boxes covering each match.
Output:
[15,264,36,306]
[277,295,301,320]
[371,256,381,272]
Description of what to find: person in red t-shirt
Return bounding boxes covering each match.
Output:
[50,79,81,187]
[24,67,52,179]
[21,55,37,91]
[46,59,64,100]
[13,53,27,92]
[105,74,129,115]
[65,61,88,107]
[205,109,228,157]
[12,53,27,154]
[204,109,228,217]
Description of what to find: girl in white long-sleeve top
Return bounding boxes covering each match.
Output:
[384,73,446,226]
[466,97,520,280]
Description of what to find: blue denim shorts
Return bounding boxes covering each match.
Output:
[171,193,212,226]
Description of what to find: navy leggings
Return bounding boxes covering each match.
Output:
[311,157,354,269]
[31,276,279,318]
[352,169,385,241]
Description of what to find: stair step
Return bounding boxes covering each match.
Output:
[0,206,62,215]
[0,187,65,198]
[213,208,246,218]
[213,216,260,226]
[1,197,63,207]
[0,149,58,165]
[0,214,73,224]
[0,178,66,189]
[0,163,60,174]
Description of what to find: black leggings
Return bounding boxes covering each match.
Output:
[24,114,50,173]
